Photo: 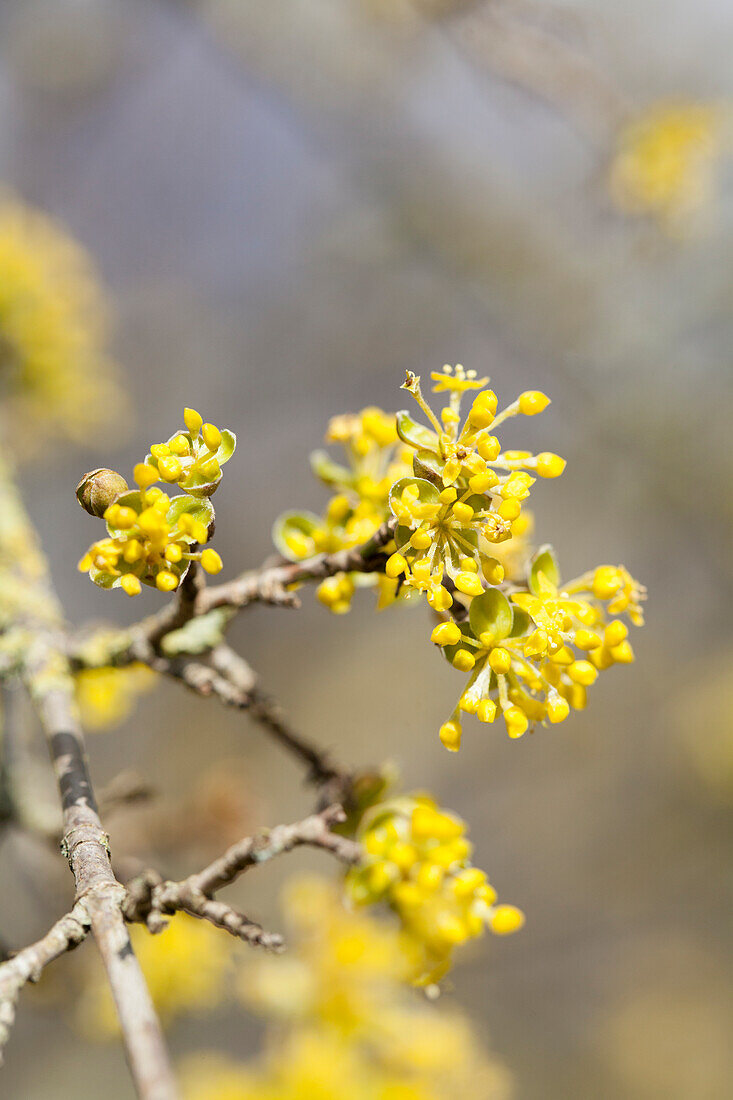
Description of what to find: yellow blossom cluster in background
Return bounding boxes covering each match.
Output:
[346,794,523,983]
[179,875,511,1100]
[274,406,412,612]
[609,102,722,226]
[77,913,233,1035]
[77,409,232,595]
[0,195,123,450]
[74,663,157,731]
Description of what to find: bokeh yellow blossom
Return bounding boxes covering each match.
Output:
[204,875,513,1100]
[0,195,123,449]
[609,102,721,225]
[240,875,415,1032]
[182,1022,511,1100]
[74,663,156,731]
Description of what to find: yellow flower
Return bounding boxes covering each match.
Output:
[241,876,414,1032]
[77,417,232,595]
[0,195,123,449]
[274,407,412,613]
[431,549,644,746]
[609,102,721,225]
[181,1023,511,1100]
[430,363,488,394]
[389,371,561,596]
[75,664,156,731]
[146,408,235,497]
[345,795,522,983]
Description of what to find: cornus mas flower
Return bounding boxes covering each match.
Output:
[77,410,233,595]
[275,369,644,749]
[384,367,565,604]
[145,407,236,497]
[434,547,645,751]
[274,407,412,612]
[345,795,524,984]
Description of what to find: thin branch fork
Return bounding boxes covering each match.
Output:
[123,805,362,949]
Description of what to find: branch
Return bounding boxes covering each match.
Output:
[209,646,353,805]
[0,451,177,1100]
[123,805,361,947]
[68,518,397,671]
[0,899,91,1054]
[87,638,355,809]
[201,516,396,613]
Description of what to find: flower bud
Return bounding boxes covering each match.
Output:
[76,469,129,517]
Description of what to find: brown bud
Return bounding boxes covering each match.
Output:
[76,468,129,517]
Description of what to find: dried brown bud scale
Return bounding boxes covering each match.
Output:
[76,468,129,517]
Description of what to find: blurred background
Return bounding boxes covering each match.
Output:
[0,1,731,1097]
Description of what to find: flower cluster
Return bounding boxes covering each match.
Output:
[177,876,510,1100]
[77,409,233,596]
[277,370,644,747]
[609,102,720,226]
[343,368,645,750]
[145,407,236,497]
[345,794,523,983]
[0,196,123,450]
[273,406,412,612]
[243,875,416,1029]
[384,366,564,606]
[434,549,644,750]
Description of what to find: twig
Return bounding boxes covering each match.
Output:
[209,646,353,804]
[201,517,396,613]
[123,805,361,947]
[0,898,91,1053]
[131,644,354,808]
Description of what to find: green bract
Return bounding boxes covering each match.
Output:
[395,409,438,451]
[468,588,514,644]
[388,476,439,515]
[145,428,236,497]
[309,449,352,490]
[272,510,321,561]
[529,545,560,594]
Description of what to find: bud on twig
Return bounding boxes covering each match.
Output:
[75,468,129,517]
